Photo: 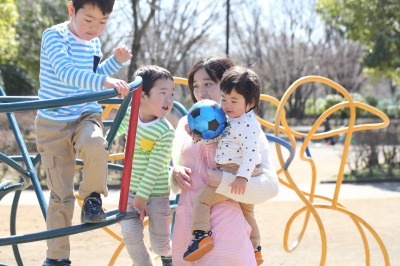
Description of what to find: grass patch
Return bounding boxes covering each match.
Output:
[343,164,400,183]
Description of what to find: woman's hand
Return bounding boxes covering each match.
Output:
[173,165,192,190]
[184,123,200,143]
[206,167,223,187]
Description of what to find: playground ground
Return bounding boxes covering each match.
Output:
[1,143,400,265]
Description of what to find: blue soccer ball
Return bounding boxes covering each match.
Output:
[187,99,227,139]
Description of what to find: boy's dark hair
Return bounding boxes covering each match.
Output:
[133,65,174,96]
[188,56,234,103]
[220,66,261,111]
[72,0,115,15]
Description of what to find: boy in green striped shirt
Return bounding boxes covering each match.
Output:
[115,65,175,266]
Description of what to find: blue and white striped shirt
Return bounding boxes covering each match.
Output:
[38,22,123,122]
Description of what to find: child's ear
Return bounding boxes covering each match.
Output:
[141,91,147,100]
[67,1,74,17]
[247,100,256,111]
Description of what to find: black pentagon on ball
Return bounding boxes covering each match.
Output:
[208,119,220,131]
[190,107,201,118]
[192,128,202,136]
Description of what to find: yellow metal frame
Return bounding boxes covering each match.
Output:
[257,75,390,265]
[86,75,390,265]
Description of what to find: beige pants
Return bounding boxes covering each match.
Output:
[35,113,110,259]
[217,163,261,177]
[192,184,260,249]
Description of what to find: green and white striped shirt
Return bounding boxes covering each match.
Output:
[116,108,175,200]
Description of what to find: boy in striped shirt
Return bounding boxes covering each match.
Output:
[35,1,132,265]
[115,65,175,266]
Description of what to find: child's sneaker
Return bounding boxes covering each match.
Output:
[255,246,263,265]
[161,255,173,266]
[42,258,71,266]
[183,230,214,261]
[81,192,106,223]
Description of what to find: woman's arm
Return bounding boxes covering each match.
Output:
[169,117,192,194]
[213,130,279,204]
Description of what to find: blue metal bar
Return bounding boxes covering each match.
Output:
[266,134,295,170]
[10,189,23,265]
[106,90,133,150]
[173,101,188,116]
[0,76,142,250]
[0,96,125,105]
[0,211,126,246]
[0,77,142,112]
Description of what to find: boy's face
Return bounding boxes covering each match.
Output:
[140,79,175,122]
[221,88,254,119]
[67,2,109,41]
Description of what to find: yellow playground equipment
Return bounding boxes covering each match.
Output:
[257,76,390,265]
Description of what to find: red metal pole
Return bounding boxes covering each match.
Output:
[119,86,142,212]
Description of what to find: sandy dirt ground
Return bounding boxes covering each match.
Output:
[1,143,400,266]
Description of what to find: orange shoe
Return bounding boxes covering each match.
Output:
[183,231,214,262]
[255,246,263,265]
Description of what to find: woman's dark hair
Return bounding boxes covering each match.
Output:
[187,56,234,103]
[220,66,261,111]
[133,65,173,95]
[72,0,115,15]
